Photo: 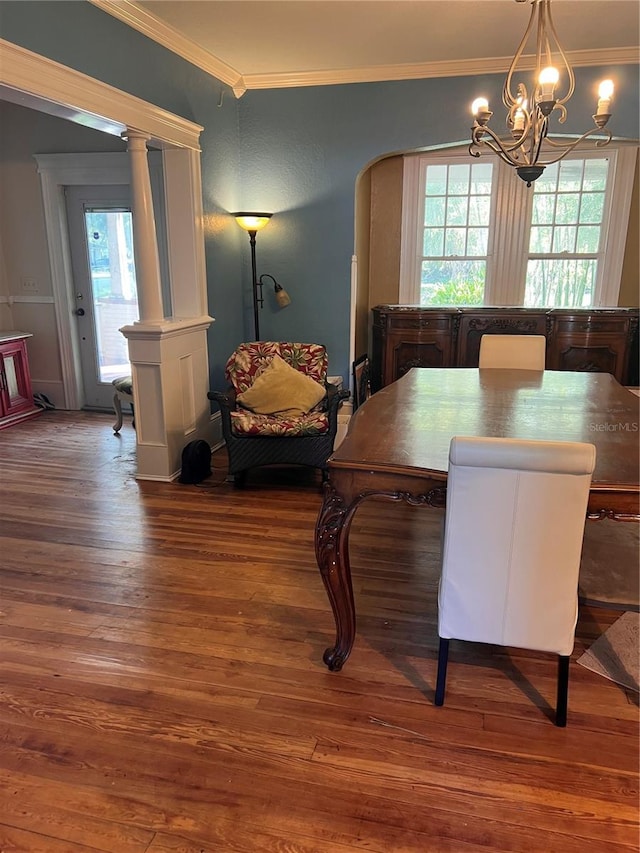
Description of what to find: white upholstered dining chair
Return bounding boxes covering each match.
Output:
[435,435,596,726]
[478,334,546,370]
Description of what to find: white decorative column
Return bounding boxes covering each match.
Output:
[120,131,214,481]
[124,130,164,323]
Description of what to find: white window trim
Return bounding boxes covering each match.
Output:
[400,142,638,308]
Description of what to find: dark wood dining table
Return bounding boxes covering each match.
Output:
[315,368,640,672]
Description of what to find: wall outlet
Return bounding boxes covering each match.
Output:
[20,277,39,294]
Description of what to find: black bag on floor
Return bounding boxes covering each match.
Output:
[178,439,212,484]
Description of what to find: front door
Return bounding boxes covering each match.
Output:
[66,185,139,409]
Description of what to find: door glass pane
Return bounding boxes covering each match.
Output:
[85,209,138,383]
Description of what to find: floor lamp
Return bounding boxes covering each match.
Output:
[233,212,291,341]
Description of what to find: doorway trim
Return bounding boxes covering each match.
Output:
[0,39,202,149]
[34,154,132,408]
[2,38,207,410]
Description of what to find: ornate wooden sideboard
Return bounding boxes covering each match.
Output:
[371,305,640,391]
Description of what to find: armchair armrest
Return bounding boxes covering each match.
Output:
[324,384,350,436]
[208,388,238,410]
[208,387,238,440]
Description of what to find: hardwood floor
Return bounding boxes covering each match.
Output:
[0,412,637,852]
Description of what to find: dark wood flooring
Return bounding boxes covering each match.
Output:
[0,411,637,852]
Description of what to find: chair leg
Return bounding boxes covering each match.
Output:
[556,655,570,727]
[434,638,450,706]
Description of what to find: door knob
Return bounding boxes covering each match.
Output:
[73,307,85,316]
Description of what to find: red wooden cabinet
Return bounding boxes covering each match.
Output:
[0,332,41,429]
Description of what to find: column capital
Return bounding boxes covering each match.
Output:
[121,128,152,145]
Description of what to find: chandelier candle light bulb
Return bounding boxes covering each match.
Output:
[471,97,492,125]
[597,79,614,115]
[538,66,559,101]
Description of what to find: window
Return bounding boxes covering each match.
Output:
[400,145,637,308]
[420,161,493,305]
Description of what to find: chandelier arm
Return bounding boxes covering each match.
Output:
[536,0,548,78]
[532,113,549,165]
[472,125,535,162]
[471,129,532,169]
[483,143,525,170]
[503,0,538,110]
[544,0,575,106]
[535,129,613,165]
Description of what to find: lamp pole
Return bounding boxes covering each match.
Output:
[248,229,261,340]
[233,212,272,341]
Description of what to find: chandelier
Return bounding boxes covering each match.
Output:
[469,0,614,186]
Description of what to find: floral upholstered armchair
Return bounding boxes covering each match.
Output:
[208,342,349,485]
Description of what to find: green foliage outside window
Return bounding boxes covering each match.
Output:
[425,277,485,305]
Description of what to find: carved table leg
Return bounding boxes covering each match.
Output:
[315,482,357,671]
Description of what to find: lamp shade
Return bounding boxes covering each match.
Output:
[233,212,272,232]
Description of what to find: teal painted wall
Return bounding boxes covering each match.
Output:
[2,1,638,388]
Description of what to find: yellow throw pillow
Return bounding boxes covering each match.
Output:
[237,354,326,416]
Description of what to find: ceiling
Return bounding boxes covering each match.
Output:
[91,0,639,97]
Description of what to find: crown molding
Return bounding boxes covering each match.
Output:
[88,0,246,96]
[0,38,203,148]
[242,47,639,92]
[84,2,639,97]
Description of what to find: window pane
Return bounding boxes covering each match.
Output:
[558,159,584,191]
[85,210,138,384]
[468,196,490,226]
[576,225,600,253]
[421,259,485,305]
[532,194,555,224]
[448,164,470,195]
[524,259,596,307]
[425,165,447,195]
[423,228,444,256]
[583,158,609,191]
[445,228,466,255]
[467,228,488,256]
[556,193,580,224]
[552,225,577,253]
[470,162,493,194]
[424,196,445,227]
[579,193,605,223]
[536,163,559,190]
[529,225,553,253]
[446,196,468,226]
